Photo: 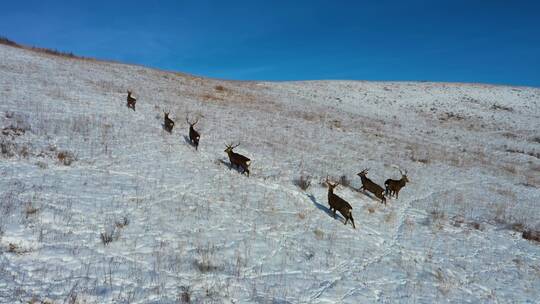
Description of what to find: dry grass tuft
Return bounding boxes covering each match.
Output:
[57,151,76,166]
[214,85,226,92]
[522,230,540,243]
[491,104,513,112]
[115,216,130,229]
[179,286,191,303]
[7,242,32,255]
[313,228,325,240]
[193,244,222,273]
[338,175,351,188]
[293,175,311,191]
[100,230,115,245]
[25,203,39,218]
[0,36,20,47]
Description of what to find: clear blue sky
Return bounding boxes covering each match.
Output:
[1,0,539,86]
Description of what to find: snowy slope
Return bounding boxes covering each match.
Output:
[0,44,539,303]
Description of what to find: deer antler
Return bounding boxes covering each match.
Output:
[391,164,406,176]
[325,176,337,187]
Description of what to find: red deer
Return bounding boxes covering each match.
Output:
[357,169,386,205]
[224,143,250,176]
[163,111,175,133]
[126,91,136,111]
[326,177,355,228]
[385,166,409,199]
[186,115,200,150]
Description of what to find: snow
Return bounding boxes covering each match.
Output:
[0,44,539,303]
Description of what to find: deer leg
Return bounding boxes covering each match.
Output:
[350,217,356,229]
[344,217,348,225]
[333,209,337,218]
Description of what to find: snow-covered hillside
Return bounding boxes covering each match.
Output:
[0,43,539,303]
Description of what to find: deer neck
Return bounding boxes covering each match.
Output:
[328,188,334,198]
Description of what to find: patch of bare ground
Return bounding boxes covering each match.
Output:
[504,147,540,159]
[522,230,540,243]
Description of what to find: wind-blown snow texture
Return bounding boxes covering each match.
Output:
[0,44,539,303]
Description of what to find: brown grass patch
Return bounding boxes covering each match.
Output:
[1,36,91,62]
[0,36,20,47]
[215,85,226,92]
[313,228,325,240]
[57,151,76,166]
[523,230,540,243]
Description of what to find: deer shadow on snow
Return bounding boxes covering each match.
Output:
[161,123,172,133]
[306,193,345,223]
[217,159,248,175]
[183,135,198,149]
[356,188,379,201]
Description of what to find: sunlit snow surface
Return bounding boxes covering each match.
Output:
[0,44,539,303]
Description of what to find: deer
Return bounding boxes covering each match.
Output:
[186,115,200,150]
[126,90,136,111]
[326,177,355,228]
[163,111,175,133]
[357,169,387,205]
[224,143,250,176]
[384,166,409,199]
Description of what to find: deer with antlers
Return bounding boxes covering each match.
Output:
[326,177,355,228]
[385,166,409,199]
[163,111,175,133]
[224,143,251,176]
[186,115,200,150]
[357,169,387,205]
[126,91,136,111]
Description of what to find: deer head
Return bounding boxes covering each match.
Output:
[399,168,409,183]
[186,115,199,127]
[224,142,240,153]
[357,168,369,177]
[325,176,339,191]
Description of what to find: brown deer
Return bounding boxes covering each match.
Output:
[326,177,355,228]
[163,111,175,133]
[186,115,200,150]
[126,90,136,111]
[385,167,409,199]
[357,169,387,205]
[224,143,250,176]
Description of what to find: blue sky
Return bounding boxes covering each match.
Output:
[1,0,539,86]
